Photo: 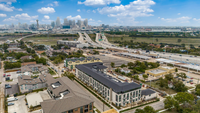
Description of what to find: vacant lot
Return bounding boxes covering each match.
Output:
[23,36,77,45]
[105,34,200,47]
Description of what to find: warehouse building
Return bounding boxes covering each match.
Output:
[75,62,142,107]
[57,40,88,48]
[145,66,176,77]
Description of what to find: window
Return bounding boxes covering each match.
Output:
[68,110,73,113]
[133,92,135,98]
[119,95,121,102]
[80,107,83,113]
[127,93,129,100]
[75,108,78,111]
[84,105,88,112]
[62,112,66,113]
[21,85,23,90]
[108,90,109,96]
[116,95,118,102]
[149,94,151,96]
[136,91,138,97]
[116,103,118,106]
[89,103,92,110]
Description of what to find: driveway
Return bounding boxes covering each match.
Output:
[8,95,28,113]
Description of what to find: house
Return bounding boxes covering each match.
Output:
[18,74,53,93]
[76,62,142,107]
[120,67,130,74]
[20,56,33,60]
[8,43,20,48]
[168,81,174,88]
[141,89,157,101]
[41,77,94,113]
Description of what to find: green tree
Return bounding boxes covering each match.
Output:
[62,71,75,80]
[127,62,134,68]
[173,80,188,92]
[165,73,173,81]
[177,39,182,43]
[142,74,148,80]
[156,38,158,42]
[121,37,123,41]
[110,62,115,68]
[121,64,126,68]
[174,92,194,105]
[164,96,175,110]
[175,68,178,72]
[143,106,156,113]
[135,109,144,113]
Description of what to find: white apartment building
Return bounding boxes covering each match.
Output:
[75,62,142,107]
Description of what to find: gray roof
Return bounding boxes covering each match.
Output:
[41,77,93,113]
[76,62,141,93]
[141,89,156,96]
[21,64,48,73]
[18,74,53,86]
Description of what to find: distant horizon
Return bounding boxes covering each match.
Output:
[0,0,200,26]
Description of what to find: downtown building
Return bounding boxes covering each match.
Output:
[75,62,142,107]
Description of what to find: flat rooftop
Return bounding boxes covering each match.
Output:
[161,66,174,69]
[76,62,141,93]
[147,69,166,74]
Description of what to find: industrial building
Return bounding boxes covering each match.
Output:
[41,77,93,113]
[64,57,102,70]
[75,62,142,107]
[57,40,89,48]
[145,66,176,77]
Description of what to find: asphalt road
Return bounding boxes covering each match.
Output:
[73,80,110,112]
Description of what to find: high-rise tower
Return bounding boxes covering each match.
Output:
[36,19,39,29]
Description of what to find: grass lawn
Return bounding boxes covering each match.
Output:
[146,80,177,95]
[48,68,56,75]
[23,36,77,45]
[105,34,200,47]
[6,79,13,82]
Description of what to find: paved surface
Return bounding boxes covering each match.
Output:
[38,90,51,100]
[123,100,164,113]
[6,84,20,96]
[73,80,110,112]
[8,95,28,113]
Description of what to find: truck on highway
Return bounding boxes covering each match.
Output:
[7,97,18,102]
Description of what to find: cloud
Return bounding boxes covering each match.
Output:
[37,7,55,14]
[160,16,191,23]
[98,0,155,25]
[97,20,102,22]
[0,4,14,11]
[44,15,50,19]
[66,15,85,20]
[7,2,12,5]
[0,13,7,17]
[92,10,96,13]
[78,0,121,6]
[3,13,38,22]
[54,1,59,6]
[178,13,181,15]
[89,18,94,21]
[77,9,81,12]
[48,3,53,6]
[17,8,22,11]
[193,18,200,22]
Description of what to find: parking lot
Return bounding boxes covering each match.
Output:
[4,72,19,83]
[6,84,20,96]
[8,95,28,113]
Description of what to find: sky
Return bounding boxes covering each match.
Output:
[0,0,200,26]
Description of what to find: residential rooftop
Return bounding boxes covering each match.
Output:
[76,62,141,93]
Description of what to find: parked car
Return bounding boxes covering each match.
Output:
[5,85,12,89]
[190,82,194,84]
[187,81,190,83]
[7,75,11,77]
[7,103,14,106]
[182,79,185,81]
[190,80,193,82]
[7,97,18,102]
[191,78,193,79]
[16,71,21,73]
[3,74,5,77]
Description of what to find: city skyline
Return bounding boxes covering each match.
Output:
[0,0,200,26]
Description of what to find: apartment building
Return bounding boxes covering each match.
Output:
[64,57,102,70]
[21,64,48,74]
[75,62,142,107]
[18,74,53,93]
[41,77,94,113]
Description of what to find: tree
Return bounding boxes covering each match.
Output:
[173,80,188,92]
[121,64,126,68]
[164,96,175,110]
[165,73,173,81]
[110,62,115,68]
[175,68,178,72]
[62,71,75,80]
[121,37,123,41]
[142,74,148,80]
[135,106,156,113]
[133,75,139,80]
[174,92,194,105]
[36,57,47,65]
[156,38,158,42]
[158,78,168,88]
[177,39,182,43]
[135,109,144,113]
[127,62,134,68]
